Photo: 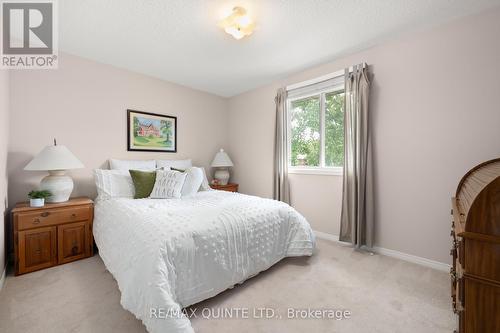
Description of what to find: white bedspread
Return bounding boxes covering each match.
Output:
[93,190,315,333]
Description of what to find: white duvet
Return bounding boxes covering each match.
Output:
[93,190,315,333]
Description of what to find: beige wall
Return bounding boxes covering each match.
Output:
[228,9,500,263]
[8,53,229,206]
[288,175,343,235]
[0,70,9,277]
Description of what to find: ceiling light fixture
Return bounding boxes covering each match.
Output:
[219,6,255,40]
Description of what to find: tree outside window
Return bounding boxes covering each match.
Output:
[289,89,344,169]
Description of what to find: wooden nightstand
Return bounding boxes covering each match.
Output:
[12,197,94,275]
[210,183,239,192]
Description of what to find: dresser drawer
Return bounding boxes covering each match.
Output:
[465,239,500,281]
[17,206,91,230]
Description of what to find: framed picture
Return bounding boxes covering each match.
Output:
[127,109,177,152]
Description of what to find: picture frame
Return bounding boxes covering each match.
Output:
[127,109,177,152]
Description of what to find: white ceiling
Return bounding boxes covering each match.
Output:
[60,0,500,97]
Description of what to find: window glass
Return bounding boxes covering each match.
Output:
[325,91,345,167]
[290,96,320,167]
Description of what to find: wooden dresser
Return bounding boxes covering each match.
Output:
[12,197,94,275]
[451,159,500,333]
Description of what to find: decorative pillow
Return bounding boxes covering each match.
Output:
[199,167,212,191]
[170,166,210,194]
[150,170,187,199]
[156,159,192,170]
[109,159,156,171]
[94,169,135,199]
[179,167,204,197]
[129,170,157,199]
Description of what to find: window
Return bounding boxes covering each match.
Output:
[288,81,344,175]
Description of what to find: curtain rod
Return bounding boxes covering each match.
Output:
[285,62,367,92]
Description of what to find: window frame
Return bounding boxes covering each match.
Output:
[287,83,345,176]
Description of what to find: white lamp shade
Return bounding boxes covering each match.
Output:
[211,149,233,167]
[24,145,84,171]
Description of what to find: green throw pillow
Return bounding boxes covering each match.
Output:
[129,170,156,199]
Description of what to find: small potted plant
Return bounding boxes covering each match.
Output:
[28,190,52,207]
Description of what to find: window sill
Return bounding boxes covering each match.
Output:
[288,167,343,176]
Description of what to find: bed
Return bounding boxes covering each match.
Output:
[93,189,315,333]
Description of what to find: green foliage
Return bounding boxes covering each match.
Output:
[134,136,168,147]
[134,136,149,144]
[290,91,344,167]
[28,190,52,199]
[290,96,320,166]
[133,116,139,135]
[325,92,345,167]
[160,120,172,143]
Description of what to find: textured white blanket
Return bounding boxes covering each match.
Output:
[93,190,315,332]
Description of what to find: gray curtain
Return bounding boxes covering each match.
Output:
[273,88,290,204]
[339,65,374,248]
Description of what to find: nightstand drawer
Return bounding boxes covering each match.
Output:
[17,206,91,230]
[210,183,239,192]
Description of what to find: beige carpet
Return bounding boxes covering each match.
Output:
[0,239,455,333]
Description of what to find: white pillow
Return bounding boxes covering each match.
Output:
[180,167,204,197]
[199,167,212,191]
[156,159,192,170]
[94,169,135,199]
[109,159,156,171]
[150,170,187,199]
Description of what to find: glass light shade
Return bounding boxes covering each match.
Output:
[219,6,254,40]
[211,149,234,167]
[24,144,84,171]
[225,26,245,40]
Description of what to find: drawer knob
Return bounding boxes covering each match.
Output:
[33,218,41,224]
[71,213,77,218]
[41,212,50,217]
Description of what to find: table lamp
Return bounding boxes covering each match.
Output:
[24,140,84,203]
[211,149,233,185]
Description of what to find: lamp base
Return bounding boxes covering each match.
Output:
[40,170,74,203]
[214,168,230,185]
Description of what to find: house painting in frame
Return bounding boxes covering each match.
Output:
[127,109,177,152]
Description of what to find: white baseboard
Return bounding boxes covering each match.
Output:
[314,230,340,242]
[0,266,5,292]
[313,230,451,272]
[372,246,450,272]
